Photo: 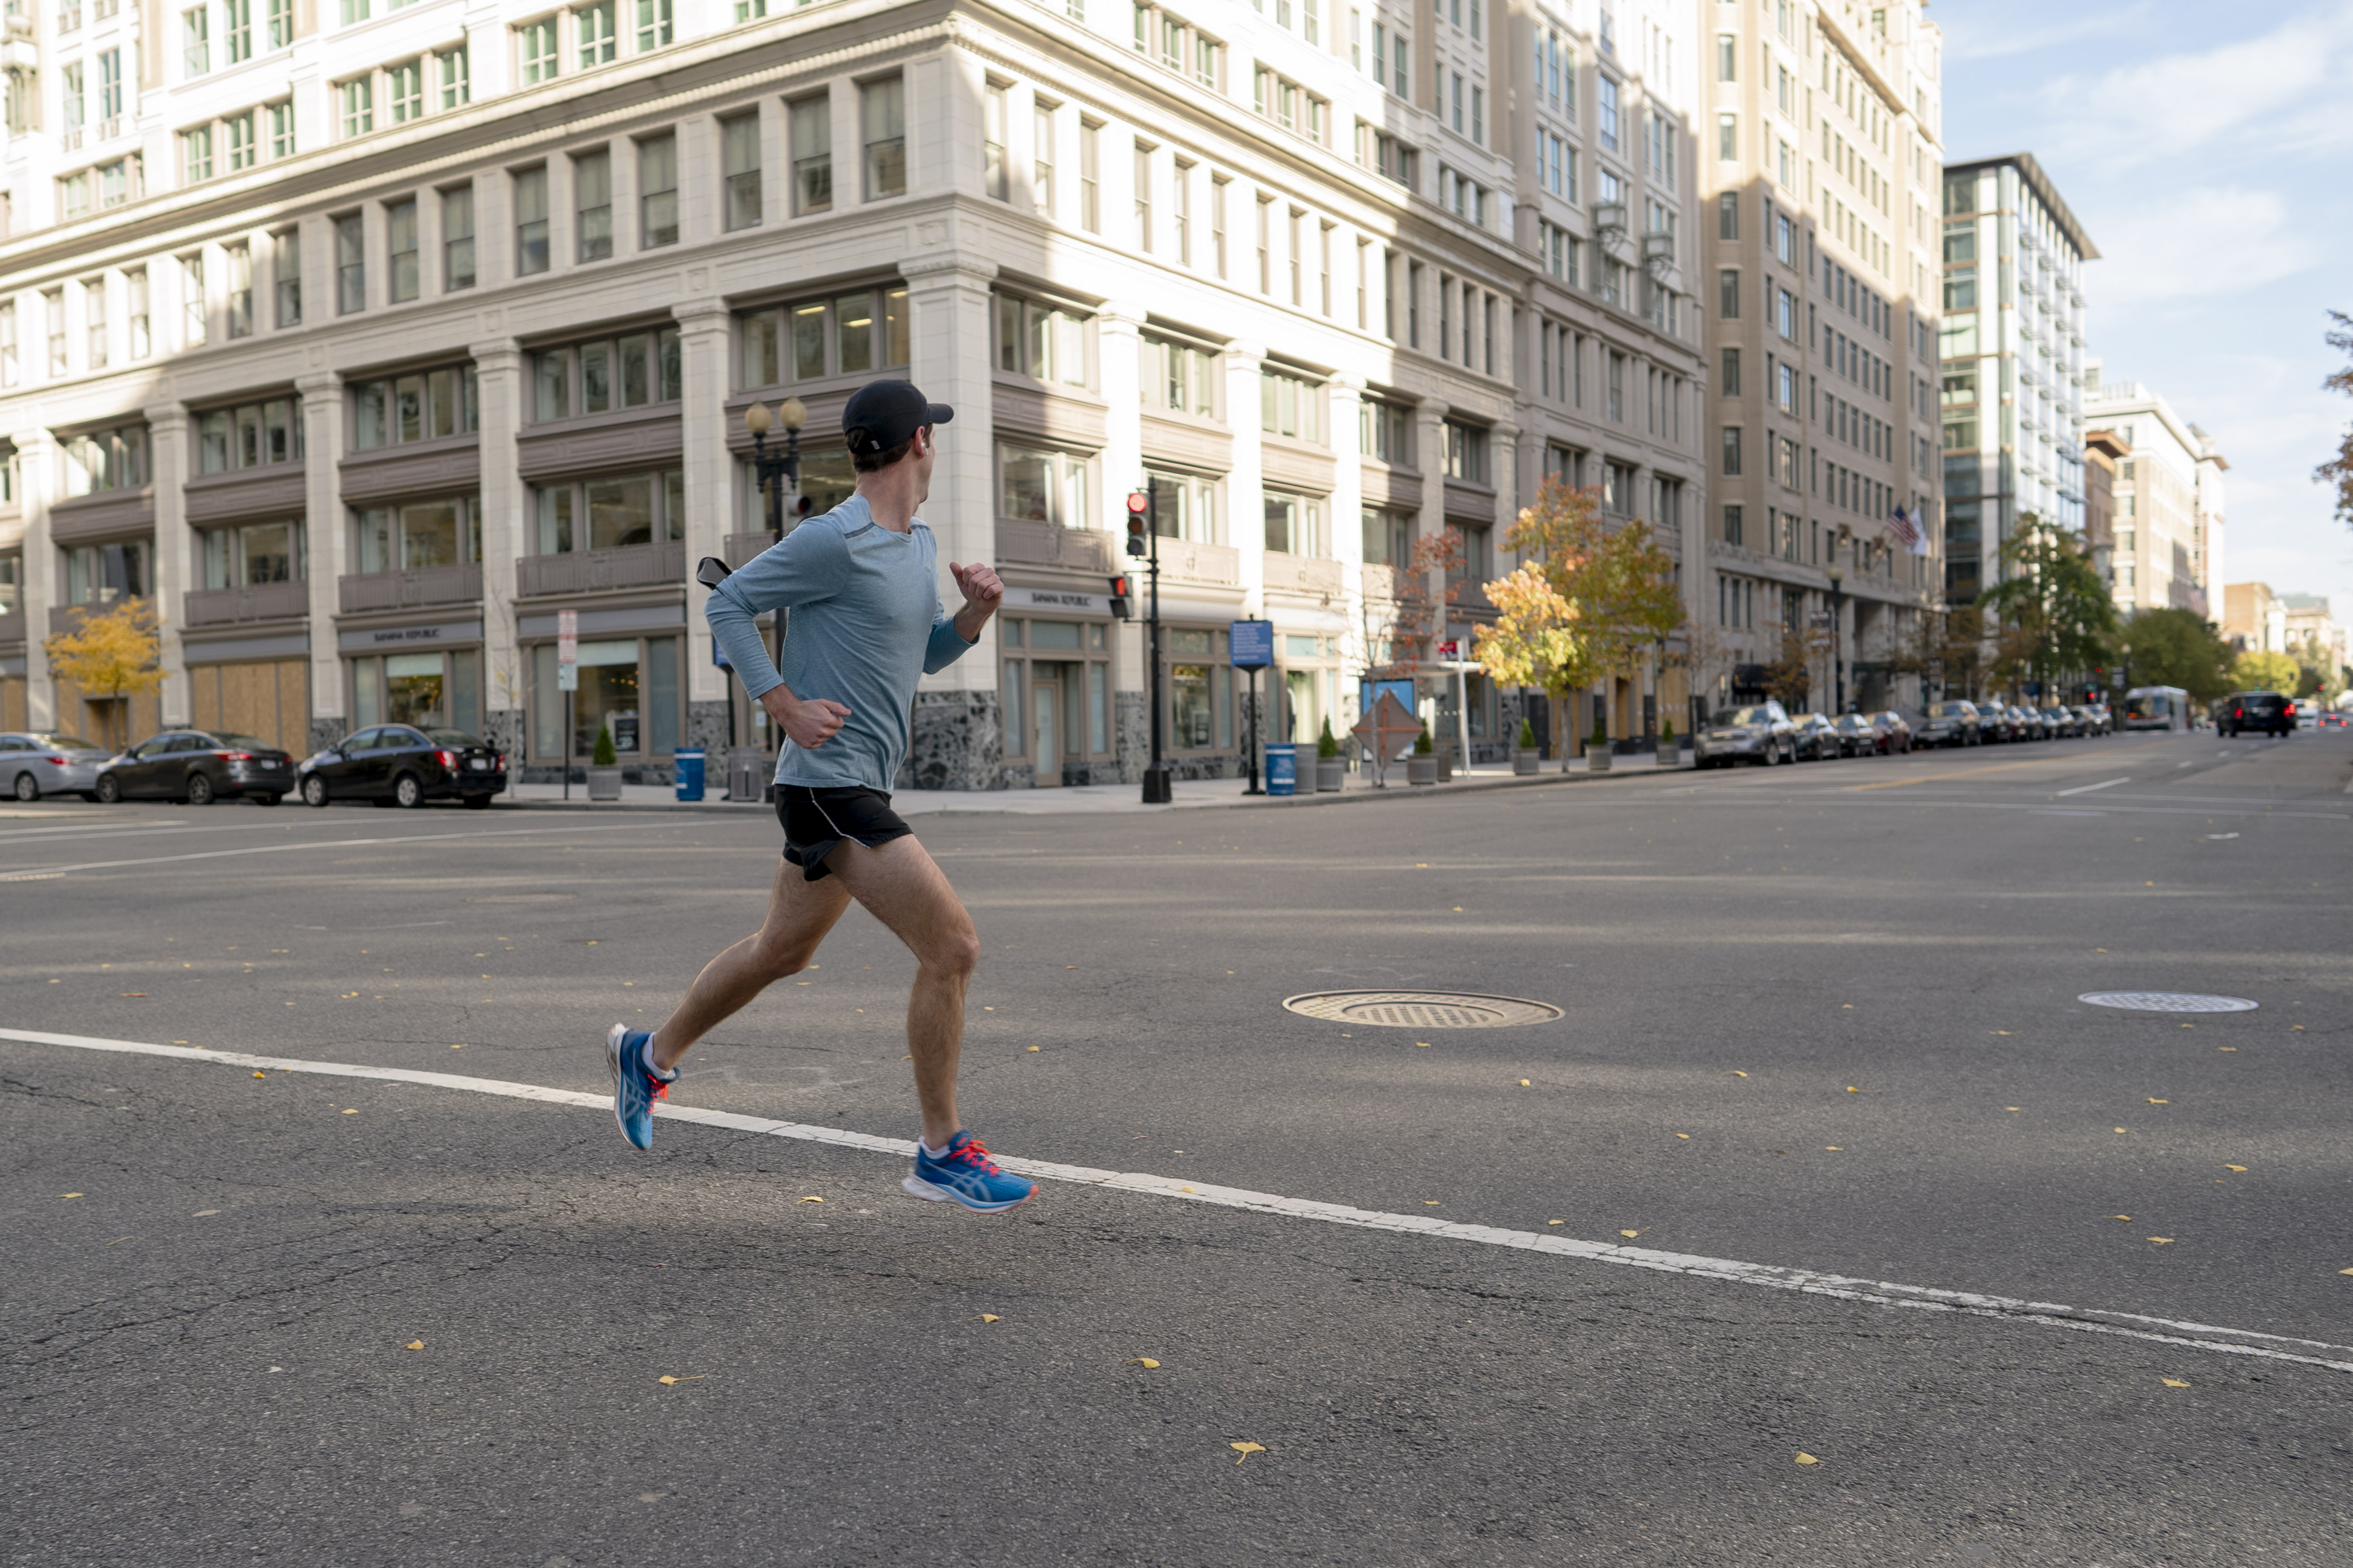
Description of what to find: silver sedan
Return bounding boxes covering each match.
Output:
[0,731,111,801]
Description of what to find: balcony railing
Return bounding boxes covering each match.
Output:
[185,580,309,627]
[1156,540,1241,588]
[337,563,483,614]
[723,531,778,571]
[995,519,1115,574]
[515,540,685,598]
[1263,551,1343,597]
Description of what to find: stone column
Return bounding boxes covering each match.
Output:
[469,338,526,762]
[1225,340,1267,614]
[672,298,733,753]
[145,403,193,725]
[297,372,347,752]
[1413,396,1450,736]
[900,251,1002,790]
[1327,375,1366,719]
[14,428,57,729]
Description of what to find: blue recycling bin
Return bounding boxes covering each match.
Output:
[1264,743,1297,797]
[673,747,706,801]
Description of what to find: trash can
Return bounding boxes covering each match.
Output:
[1264,742,1297,797]
[673,748,706,802]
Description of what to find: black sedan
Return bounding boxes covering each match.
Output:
[1915,701,1980,747]
[1870,711,1914,753]
[1791,714,1842,761]
[94,730,296,805]
[1830,714,1879,757]
[299,725,507,809]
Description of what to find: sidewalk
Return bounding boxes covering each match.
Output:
[502,750,1692,816]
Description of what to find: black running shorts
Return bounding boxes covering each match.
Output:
[775,785,913,881]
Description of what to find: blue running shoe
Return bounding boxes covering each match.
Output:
[902,1132,1037,1214]
[604,1024,673,1150]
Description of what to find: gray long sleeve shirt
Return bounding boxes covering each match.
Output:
[704,494,975,791]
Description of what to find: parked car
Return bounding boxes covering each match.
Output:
[2216,691,2294,737]
[94,729,296,804]
[1830,713,1879,757]
[1696,701,1797,768]
[2068,705,2103,736]
[2009,706,2048,742]
[2041,706,2079,738]
[2085,702,2114,734]
[1790,713,1842,761]
[1869,711,1914,754]
[0,731,110,801]
[1916,701,1981,748]
[298,725,507,808]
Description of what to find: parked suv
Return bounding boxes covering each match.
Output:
[1696,702,1797,768]
[1915,701,1981,748]
[2217,691,2294,737]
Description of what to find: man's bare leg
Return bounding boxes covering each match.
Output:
[648,857,852,1074]
[822,835,980,1150]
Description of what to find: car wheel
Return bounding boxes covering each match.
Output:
[302,774,330,808]
[186,772,215,807]
[392,772,424,809]
[462,792,492,810]
[11,771,37,803]
[95,775,122,804]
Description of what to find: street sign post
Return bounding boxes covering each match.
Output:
[558,609,578,802]
[1230,618,1273,795]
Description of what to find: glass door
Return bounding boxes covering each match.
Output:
[1032,675,1060,786]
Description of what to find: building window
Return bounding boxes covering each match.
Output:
[340,77,373,139]
[184,6,210,76]
[576,0,617,68]
[721,112,761,229]
[1162,626,1234,753]
[1260,366,1321,443]
[351,495,482,575]
[182,125,213,183]
[639,133,677,247]
[334,213,363,313]
[1141,332,1216,416]
[264,235,296,329]
[1721,347,1739,398]
[267,0,291,48]
[1718,268,1739,319]
[1598,75,1619,151]
[97,48,122,119]
[61,424,149,496]
[438,46,470,109]
[1262,490,1320,555]
[1722,504,1743,546]
[83,276,108,366]
[223,244,252,337]
[861,75,905,199]
[224,0,251,64]
[737,285,910,388]
[1360,399,1412,465]
[997,441,1090,528]
[442,184,475,289]
[1079,119,1101,232]
[179,254,207,346]
[349,364,480,450]
[1034,101,1057,215]
[634,0,670,50]
[519,18,559,84]
[127,267,151,354]
[789,93,831,214]
[388,59,423,124]
[195,397,302,473]
[1133,143,1152,249]
[226,111,256,171]
[198,520,302,591]
[994,293,1088,386]
[531,470,684,554]
[1721,426,1742,475]
[529,328,683,420]
[61,541,149,609]
[269,100,296,157]
[1442,420,1488,484]
[575,148,612,261]
[385,197,419,303]
[984,81,1008,201]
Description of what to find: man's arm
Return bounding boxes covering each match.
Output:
[705,527,854,749]
[924,560,1005,673]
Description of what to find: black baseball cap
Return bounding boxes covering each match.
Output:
[841,380,954,456]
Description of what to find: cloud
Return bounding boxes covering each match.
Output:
[2088,188,2321,306]
[1940,6,2153,64]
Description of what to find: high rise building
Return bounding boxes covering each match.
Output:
[1696,0,1943,716]
[1937,152,2091,605]
[0,0,1707,779]
[2084,368,2227,618]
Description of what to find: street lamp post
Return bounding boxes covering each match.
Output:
[1127,482,1172,805]
[1826,562,1847,715]
[741,397,807,726]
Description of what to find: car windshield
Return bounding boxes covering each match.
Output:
[426,729,485,747]
[31,734,100,750]
[1931,702,1971,717]
[1710,707,1773,726]
[212,733,273,751]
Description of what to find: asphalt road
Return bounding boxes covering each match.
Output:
[5,728,2350,1566]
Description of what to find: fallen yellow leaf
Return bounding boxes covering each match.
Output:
[62,1193,83,1200]
[2005,1107,2023,1112]
[1028,1046,1040,1051]
[1453,906,1463,912]
[2147,1098,2169,1105]
[1519,1079,1531,1086]
[1619,1230,1642,1239]
[974,1314,1000,1323]
[1989,1030,2011,1035]
[2115,1127,2128,1134]
[2110,1215,2132,1221]
[1423,1200,1441,1206]
[1675,1133,1691,1139]
[1134,1358,1160,1369]
[2162,1378,2189,1388]
[405,1340,425,1350]
[343,1109,359,1115]
[2223,1165,2247,1173]
[1729,1070,1748,1077]
[1547,1220,1564,1226]
[797,1196,823,1204]
[253,1071,267,1078]
[2149,1237,2174,1245]
[1845,1086,1858,1093]
[1824,1146,1843,1151]
[657,1375,704,1385]
[2219,1046,2237,1051]
[2340,1268,2353,1276]
[194,1210,220,1216]
[1794,1452,1819,1465]
[1231,1441,1265,1464]
[2095,948,2106,953]
[1415,1041,1432,1048]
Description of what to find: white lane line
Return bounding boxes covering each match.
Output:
[9,1027,2351,1377]
[2055,777,2131,797]
[0,821,649,879]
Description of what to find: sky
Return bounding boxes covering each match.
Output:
[1935,0,2353,624]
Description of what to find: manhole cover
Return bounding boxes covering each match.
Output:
[1281,990,1562,1029]
[2078,992,2258,1014]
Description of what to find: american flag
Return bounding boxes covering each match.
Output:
[1887,506,1927,556]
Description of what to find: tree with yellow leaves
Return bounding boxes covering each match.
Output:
[43,599,164,749]
[1471,566,1588,763]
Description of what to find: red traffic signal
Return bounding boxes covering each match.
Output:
[1108,574,1133,620]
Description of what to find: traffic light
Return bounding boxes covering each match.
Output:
[1125,489,1149,557]
[1108,575,1133,620]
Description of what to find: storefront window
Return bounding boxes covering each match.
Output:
[352,495,482,574]
[531,635,678,759]
[1166,626,1232,751]
[1001,617,1111,783]
[349,648,480,735]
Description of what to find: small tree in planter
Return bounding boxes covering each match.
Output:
[1315,716,1344,792]
[1586,711,1612,772]
[587,723,623,800]
[1408,722,1438,785]
[1511,715,1540,774]
[1656,714,1678,765]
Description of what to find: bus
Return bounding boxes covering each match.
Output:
[2123,686,2191,732]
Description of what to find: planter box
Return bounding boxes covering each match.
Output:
[1655,741,1681,767]
[1406,754,1438,786]
[1316,758,1345,792]
[1585,744,1613,773]
[1511,749,1540,776]
[586,766,624,801]
[1434,751,1453,783]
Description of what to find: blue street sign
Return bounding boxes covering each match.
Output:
[1363,677,1414,718]
[1230,619,1273,670]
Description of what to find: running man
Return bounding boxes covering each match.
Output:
[603,380,1035,1214]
